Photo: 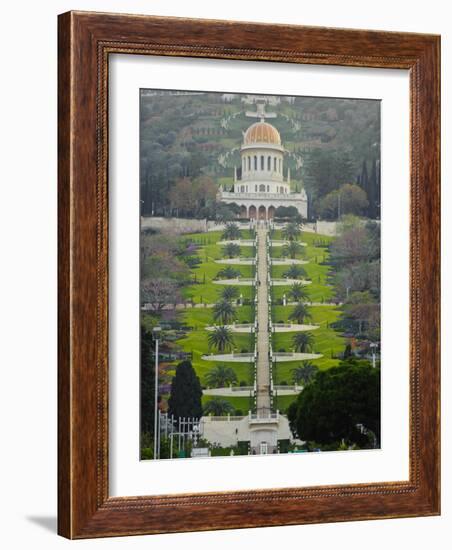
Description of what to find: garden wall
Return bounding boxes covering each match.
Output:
[141,216,210,234]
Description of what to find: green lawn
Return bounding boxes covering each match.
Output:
[271,305,345,384]
[171,229,259,392]
[176,306,255,385]
[202,395,253,415]
[270,230,334,303]
[182,230,256,304]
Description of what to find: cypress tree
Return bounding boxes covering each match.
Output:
[140,326,155,435]
[376,159,381,219]
[360,160,370,216]
[335,150,354,186]
[168,360,203,420]
[369,158,378,219]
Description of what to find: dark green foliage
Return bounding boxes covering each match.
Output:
[212,300,236,325]
[275,206,303,222]
[215,203,241,223]
[282,241,304,259]
[288,282,310,302]
[288,359,380,447]
[292,332,314,352]
[207,326,234,352]
[222,242,241,258]
[283,264,307,279]
[219,286,240,302]
[183,256,202,268]
[205,364,238,387]
[302,150,355,209]
[216,267,241,279]
[288,302,311,324]
[282,222,302,241]
[168,360,203,421]
[291,361,319,385]
[343,342,353,358]
[318,184,369,220]
[203,397,235,416]
[221,223,241,240]
[140,326,155,435]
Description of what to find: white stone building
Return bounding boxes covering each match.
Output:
[218,105,308,221]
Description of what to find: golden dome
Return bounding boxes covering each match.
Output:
[243,121,281,146]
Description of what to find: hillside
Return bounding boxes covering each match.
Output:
[140,91,380,219]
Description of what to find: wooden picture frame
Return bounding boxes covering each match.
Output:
[58,11,440,539]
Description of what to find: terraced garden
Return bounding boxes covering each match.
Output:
[165,223,345,414]
[174,227,257,413]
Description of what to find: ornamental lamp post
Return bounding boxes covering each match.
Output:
[370,342,378,369]
[152,326,162,460]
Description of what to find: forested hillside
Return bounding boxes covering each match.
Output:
[140,91,380,221]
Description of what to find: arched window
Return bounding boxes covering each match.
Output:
[241,185,245,192]
[259,184,266,192]
[279,159,282,172]
[254,156,257,170]
[267,185,270,192]
[280,187,284,194]
[274,157,277,171]
[248,156,251,170]
[267,156,271,170]
[255,184,257,192]
[260,155,264,170]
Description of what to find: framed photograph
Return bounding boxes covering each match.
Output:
[58,11,440,538]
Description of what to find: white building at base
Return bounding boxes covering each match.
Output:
[218,103,308,221]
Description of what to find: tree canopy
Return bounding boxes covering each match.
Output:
[288,302,311,324]
[203,397,235,416]
[208,326,235,353]
[205,364,238,388]
[317,183,369,220]
[140,326,156,435]
[212,300,236,325]
[288,359,380,448]
[168,360,203,420]
[222,242,241,258]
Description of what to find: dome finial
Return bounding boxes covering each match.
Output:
[245,99,277,122]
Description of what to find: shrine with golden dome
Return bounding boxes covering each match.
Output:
[218,100,308,220]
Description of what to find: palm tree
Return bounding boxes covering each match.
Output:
[219,286,239,302]
[292,332,314,353]
[203,397,235,416]
[222,242,241,258]
[288,302,311,324]
[212,300,236,324]
[283,265,307,279]
[283,240,303,259]
[205,364,238,387]
[282,221,301,241]
[208,326,234,352]
[291,361,318,385]
[288,283,310,303]
[222,223,241,241]
[216,266,241,279]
